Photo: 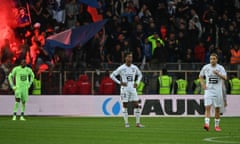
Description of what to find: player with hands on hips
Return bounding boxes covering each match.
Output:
[110,52,144,128]
[8,59,35,121]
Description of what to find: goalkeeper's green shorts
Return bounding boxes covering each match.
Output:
[14,87,29,102]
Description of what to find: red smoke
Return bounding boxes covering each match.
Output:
[0,0,18,49]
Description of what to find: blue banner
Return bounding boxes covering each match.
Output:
[78,0,99,8]
[45,19,108,55]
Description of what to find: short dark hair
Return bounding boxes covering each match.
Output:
[19,7,26,12]
[210,53,218,59]
[124,51,132,58]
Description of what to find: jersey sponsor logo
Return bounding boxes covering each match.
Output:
[131,68,135,73]
[102,98,121,115]
[208,77,218,84]
[126,75,133,81]
[208,75,218,84]
[20,74,27,81]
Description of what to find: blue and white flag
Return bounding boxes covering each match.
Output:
[45,19,108,54]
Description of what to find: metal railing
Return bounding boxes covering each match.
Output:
[39,62,240,95]
[1,62,238,95]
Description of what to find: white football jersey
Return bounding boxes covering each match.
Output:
[199,64,227,98]
[110,64,142,89]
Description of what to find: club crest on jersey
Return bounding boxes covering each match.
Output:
[131,68,135,73]
[205,68,210,74]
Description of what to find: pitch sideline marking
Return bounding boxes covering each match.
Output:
[203,136,240,144]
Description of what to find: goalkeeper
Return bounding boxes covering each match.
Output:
[8,59,35,121]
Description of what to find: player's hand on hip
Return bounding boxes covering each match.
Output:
[134,83,137,88]
[121,82,127,86]
[202,84,207,90]
[12,86,17,90]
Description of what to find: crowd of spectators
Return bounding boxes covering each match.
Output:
[1,0,240,72]
[0,0,240,92]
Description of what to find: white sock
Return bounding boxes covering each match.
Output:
[134,108,141,124]
[215,119,220,127]
[205,117,210,125]
[122,108,128,124]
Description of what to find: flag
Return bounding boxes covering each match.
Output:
[45,19,108,55]
[78,0,99,8]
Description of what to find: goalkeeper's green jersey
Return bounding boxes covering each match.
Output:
[8,66,35,88]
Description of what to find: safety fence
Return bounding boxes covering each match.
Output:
[1,62,239,95]
[40,69,239,95]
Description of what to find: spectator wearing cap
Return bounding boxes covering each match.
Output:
[33,22,41,29]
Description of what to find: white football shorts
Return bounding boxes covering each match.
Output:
[204,96,223,108]
[120,87,139,102]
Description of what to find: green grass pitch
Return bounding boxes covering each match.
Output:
[0,117,240,144]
